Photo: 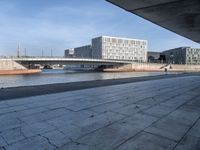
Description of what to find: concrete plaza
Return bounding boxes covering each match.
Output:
[0,76,200,150]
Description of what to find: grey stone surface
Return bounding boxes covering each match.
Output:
[187,96,200,107]
[168,105,200,126]
[0,128,26,145]
[0,118,21,132]
[116,132,177,150]
[19,108,71,124]
[58,124,90,140]
[41,130,70,147]
[142,104,176,118]
[145,116,191,142]
[0,76,200,149]
[73,111,125,132]
[77,120,143,150]
[112,103,148,116]
[121,113,159,129]
[59,142,95,150]
[0,136,7,147]
[21,122,56,137]
[5,136,55,150]
[175,135,200,150]
[188,119,200,138]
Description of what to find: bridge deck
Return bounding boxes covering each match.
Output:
[10,58,132,64]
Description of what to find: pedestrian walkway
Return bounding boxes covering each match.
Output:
[0,76,200,150]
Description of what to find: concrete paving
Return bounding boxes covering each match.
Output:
[0,76,200,150]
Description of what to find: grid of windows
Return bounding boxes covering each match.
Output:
[92,36,147,62]
[65,36,148,62]
[186,48,200,64]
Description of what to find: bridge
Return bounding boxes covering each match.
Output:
[2,57,133,70]
[11,57,132,65]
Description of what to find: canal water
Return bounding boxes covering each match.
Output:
[0,69,173,88]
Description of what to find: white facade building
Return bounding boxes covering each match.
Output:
[92,36,147,62]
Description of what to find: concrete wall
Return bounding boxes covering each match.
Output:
[0,59,27,70]
[104,63,200,72]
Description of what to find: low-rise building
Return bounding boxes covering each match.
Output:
[147,51,161,63]
[162,47,200,64]
[74,45,92,58]
[65,48,74,58]
[65,45,92,58]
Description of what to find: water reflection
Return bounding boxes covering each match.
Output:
[0,69,171,88]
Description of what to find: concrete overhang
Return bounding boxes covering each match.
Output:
[107,0,200,43]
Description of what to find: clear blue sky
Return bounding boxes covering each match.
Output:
[0,0,199,56]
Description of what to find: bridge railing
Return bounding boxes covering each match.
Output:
[10,57,138,64]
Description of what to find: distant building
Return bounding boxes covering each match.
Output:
[65,48,74,58]
[65,45,92,58]
[147,51,161,63]
[162,47,200,64]
[65,36,148,62]
[74,45,92,58]
[92,36,147,62]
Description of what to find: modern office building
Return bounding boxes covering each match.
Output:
[65,36,148,62]
[147,51,161,63]
[162,47,200,64]
[65,45,92,58]
[92,36,147,62]
[73,45,92,58]
[65,48,74,58]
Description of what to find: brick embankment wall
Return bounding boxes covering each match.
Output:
[0,69,41,75]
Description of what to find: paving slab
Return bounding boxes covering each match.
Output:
[73,111,125,132]
[168,105,200,126]
[121,113,159,129]
[77,121,142,150]
[145,116,191,142]
[0,136,7,147]
[112,103,148,116]
[19,108,71,124]
[116,132,177,150]
[5,136,55,150]
[21,122,56,137]
[41,130,70,148]
[174,135,200,150]
[142,104,175,118]
[59,142,95,150]
[187,119,200,138]
[0,76,199,150]
[0,128,26,145]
